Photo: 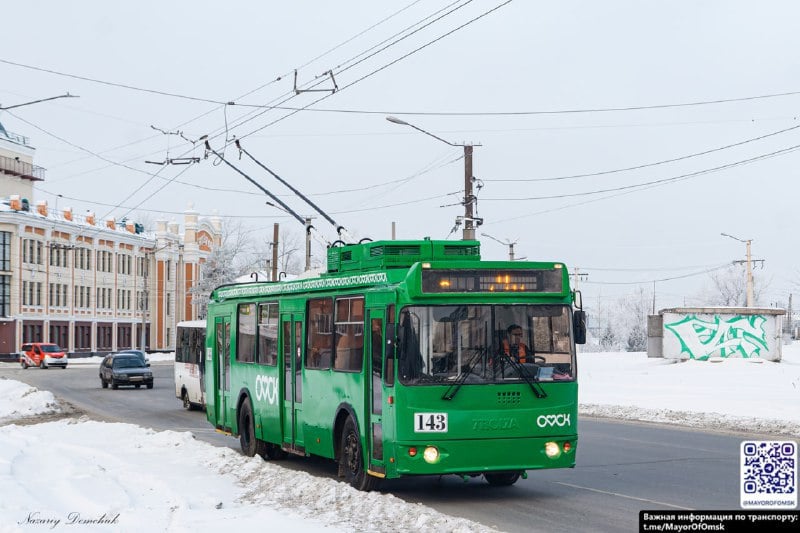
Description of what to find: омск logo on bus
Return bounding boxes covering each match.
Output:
[536,413,571,428]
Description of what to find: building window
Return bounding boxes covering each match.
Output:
[0,275,9,316]
[0,232,10,271]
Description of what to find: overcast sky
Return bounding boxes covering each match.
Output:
[2,1,798,313]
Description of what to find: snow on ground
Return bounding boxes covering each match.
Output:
[579,343,800,436]
[1,344,798,532]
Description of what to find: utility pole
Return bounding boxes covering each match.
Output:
[463,145,475,240]
[721,233,756,307]
[571,267,588,291]
[305,217,312,271]
[386,116,481,241]
[272,223,279,281]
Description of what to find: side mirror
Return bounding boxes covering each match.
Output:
[573,310,587,345]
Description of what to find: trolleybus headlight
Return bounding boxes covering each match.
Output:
[544,441,561,458]
[423,446,440,464]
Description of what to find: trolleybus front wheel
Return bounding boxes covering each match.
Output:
[484,472,521,486]
[338,417,380,492]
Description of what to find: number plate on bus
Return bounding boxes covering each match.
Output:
[414,413,448,433]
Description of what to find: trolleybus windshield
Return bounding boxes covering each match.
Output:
[398,304,575,385]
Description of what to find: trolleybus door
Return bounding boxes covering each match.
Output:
[280,314,304,452]
[367,309,386,472]
[213,316,231,430]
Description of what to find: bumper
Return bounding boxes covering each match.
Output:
[390,435,577,477]
[43,356,68,368]
[113,375,153,385]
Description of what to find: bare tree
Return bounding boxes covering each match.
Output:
[249,228,305,276]
[703,264,769,306]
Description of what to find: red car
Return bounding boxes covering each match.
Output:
[20,343,68,369]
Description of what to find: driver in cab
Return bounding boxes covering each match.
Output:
[502,324,529,364]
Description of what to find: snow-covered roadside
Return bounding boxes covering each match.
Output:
[0,417,494,533]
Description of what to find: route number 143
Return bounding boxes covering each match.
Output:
[414,412,448,433]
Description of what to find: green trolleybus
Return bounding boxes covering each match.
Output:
[204,238,586,491]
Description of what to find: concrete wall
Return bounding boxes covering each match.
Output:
[652,307,785,362]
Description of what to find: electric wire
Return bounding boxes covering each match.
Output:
[481,143,800,201]
[583,263,734,285]
[483,123,800,183]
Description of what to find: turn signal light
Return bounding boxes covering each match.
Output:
[563,442,572,453]
[408,447,417,457]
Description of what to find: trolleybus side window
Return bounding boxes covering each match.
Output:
[307,298,333,369]
[237,303,256,363]
[258,302,279,366]
[334,296,364,372]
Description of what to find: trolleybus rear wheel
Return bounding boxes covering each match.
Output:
[239,398,267,458]
[338,417,380,491]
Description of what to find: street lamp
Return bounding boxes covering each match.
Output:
[386,116,480,240]
[721,232,754,307]
[481,232,518,260]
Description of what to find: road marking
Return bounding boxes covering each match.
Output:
[552,481,693,510]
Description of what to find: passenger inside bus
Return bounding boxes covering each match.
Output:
[501,324,530,364]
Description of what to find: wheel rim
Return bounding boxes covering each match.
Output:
[343,429,360,476]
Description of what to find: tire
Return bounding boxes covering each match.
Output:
[21,360,28,369]
[111,380,119,390]
[101,378,108,389]
[484,472,521,487]
[338,417,380,491]
[135,384,141,389]
[238,398,266,458]
[40,361,48,369]
[146,383,153,389]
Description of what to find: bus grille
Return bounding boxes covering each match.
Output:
[496,391,521,406]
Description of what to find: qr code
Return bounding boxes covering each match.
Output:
[740,440,797,509]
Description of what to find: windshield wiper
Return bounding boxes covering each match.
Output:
[442,350,485,401]
[495,352,547,399]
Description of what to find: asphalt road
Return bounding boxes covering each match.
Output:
[3,362,759,533]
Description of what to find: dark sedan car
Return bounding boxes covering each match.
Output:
[99,354,154,389]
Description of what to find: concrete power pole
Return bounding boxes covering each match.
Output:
[745,239,754,307]
[463,145,475,241]
[272,223,279,281]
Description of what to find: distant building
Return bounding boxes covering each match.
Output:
[0,121,221,359]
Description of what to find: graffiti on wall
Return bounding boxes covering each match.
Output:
[664,314,768,360]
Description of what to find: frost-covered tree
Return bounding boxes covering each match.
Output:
[626,323,647,352]
[599,324,618,351]
[190,219,250,317]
